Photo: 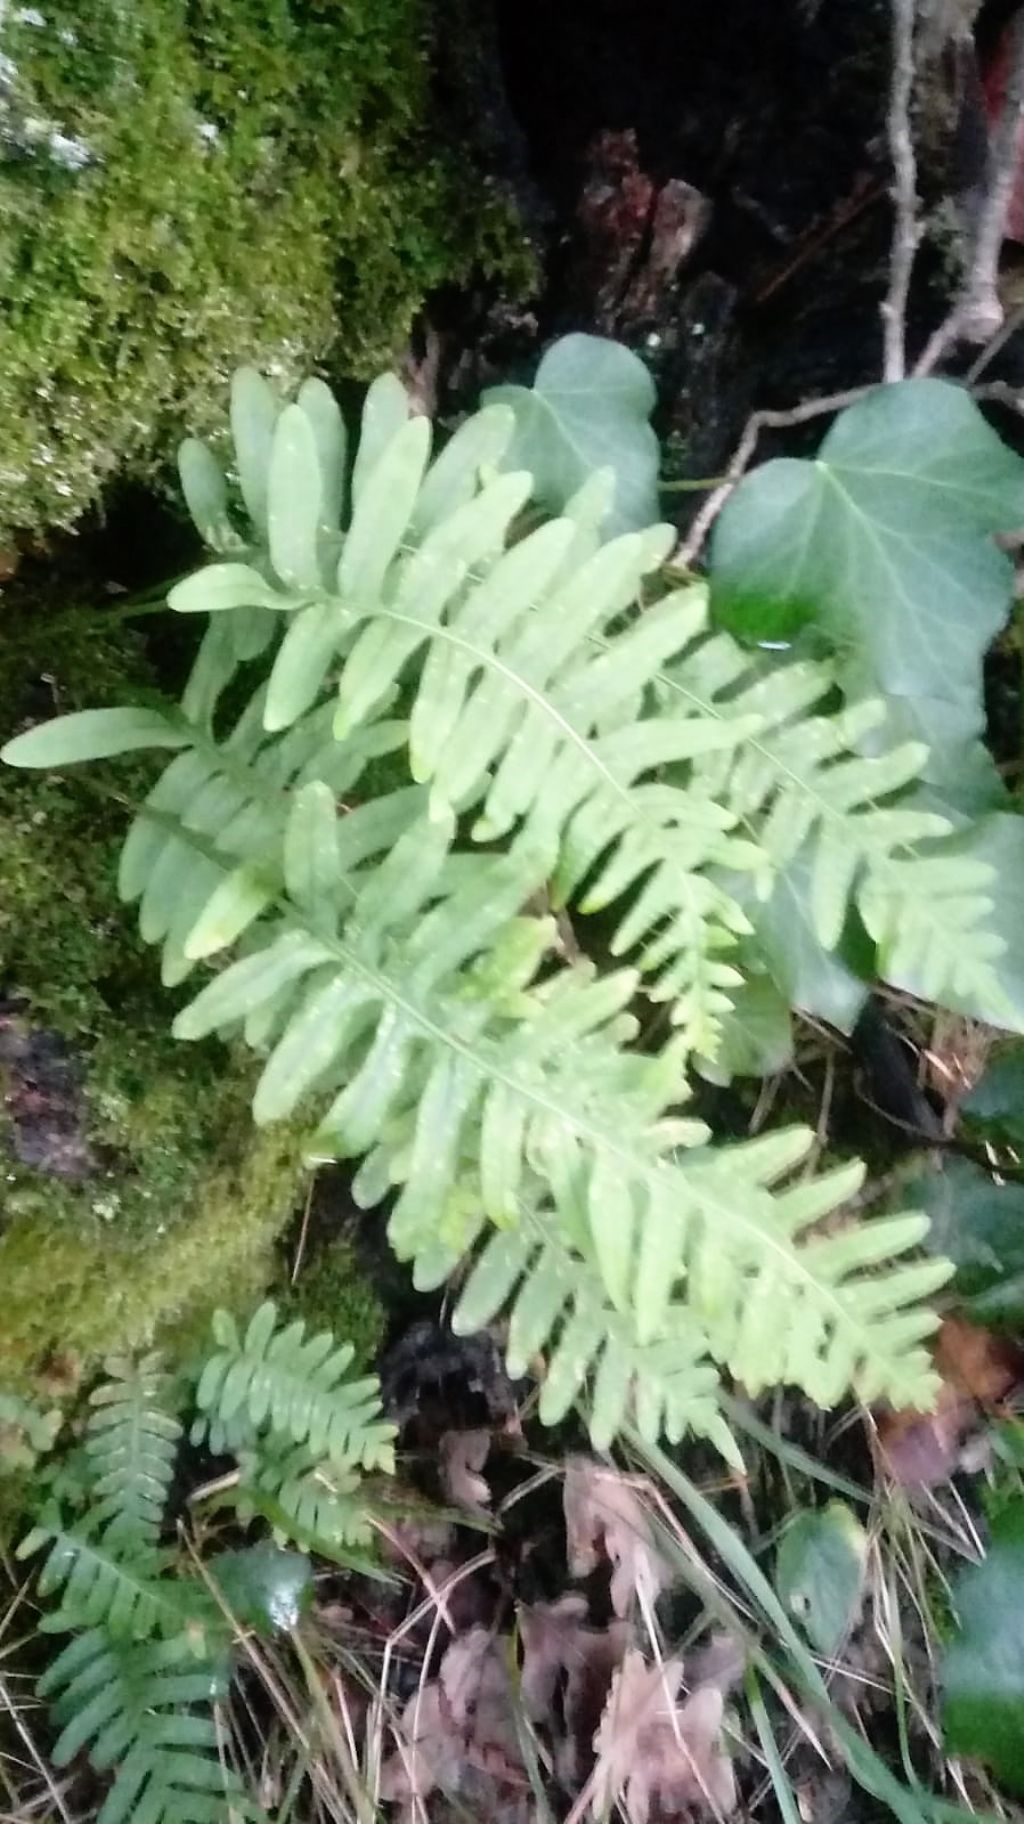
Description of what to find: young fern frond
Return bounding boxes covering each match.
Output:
[84,1355,182,1548]
[39,1628,252,1824]
[196,1302,396,1473]
[18,1514,184,1639]
[232,1437,374,1553]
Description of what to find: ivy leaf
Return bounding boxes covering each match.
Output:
[733,852,871,1033]
[698,973,793,1084]
[961,1042,1024,1143]
[913,1155,1024,1330]
[775,1502,868,1656]
[711,381,1024,796]
[208,1544,312,1637]
[485,333,660,534]
[943,1501,1024,1794]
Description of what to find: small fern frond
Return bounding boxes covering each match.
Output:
[18,1514,186,1639]
[39,1627,254,1824]
[85,1355,181,1548]
[196,1302,396,1472]
[233,1438,374,1553]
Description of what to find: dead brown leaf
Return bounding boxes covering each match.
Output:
[591,1648,736,1823]
[440,1428,492,1517]
[876,1383,970,1488]
[564,1458,673,1618]
[379,1627,524,1817]
[877,1315,1021,1487]
[518,1595,631,1782]
[933,1315,1019,1403]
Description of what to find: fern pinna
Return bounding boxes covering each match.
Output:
[20,1309,393,1824]
[4,367,977,1455]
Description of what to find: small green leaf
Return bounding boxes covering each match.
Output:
[297,376,347,532]
[178,438,232,550]
[265,600,344,732]
[2,708,189,768]
[775,1501,868,1655]
[268,403,323,588]
[486,333,659,534]
[943,1500,1024,1793]
[230,366,282,534]
[183,861,278,960]
[962,1041,1024,1142]
[208,1544,312,1637]
[168,563,278,615]
[284,781,342,908]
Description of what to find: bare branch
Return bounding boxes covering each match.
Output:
[882,0,923,381]
[916,10,1024,373]
[673,388,872,570]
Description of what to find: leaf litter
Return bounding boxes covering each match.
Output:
[370,1449,743,1822]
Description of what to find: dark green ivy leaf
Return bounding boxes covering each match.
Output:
[711,381,1024,804]
[913,1155,1024,1331]
[943,1500,1024,1793]
[486,333,660,534]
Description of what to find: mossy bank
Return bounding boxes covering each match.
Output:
[0,586,383,1409]
[0,0,532,541]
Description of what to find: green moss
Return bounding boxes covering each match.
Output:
[0,595,307,1397]
[0,0,534,540]
[283,1237,387,1370]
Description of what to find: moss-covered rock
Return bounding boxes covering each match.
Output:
[0,590,311,1396]
[0,0,533,541]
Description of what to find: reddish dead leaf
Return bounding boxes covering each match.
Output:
[564,1458,673,1618]
[518,1595,631,1782]
[934,1316,1019,1404]
[591,1648,737,1824]
[379,1682,463,1813]
[876,1318,1020,1487]
[518,1594,590,1720]
[440,1428,492,1518]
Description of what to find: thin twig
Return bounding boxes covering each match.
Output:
[673,387,872,570]
[916,10,1024,373]
[882,0,923,381]
[965,298,1024,380]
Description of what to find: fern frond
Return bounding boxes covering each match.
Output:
[154,375,1002,1050]
[195,1302,396,1472]
[233,1438,374,1553]
[158,800,948,1433]
[39,1627,254,1824]
[18,1514,186,1639]
[85,1355,181,1548]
